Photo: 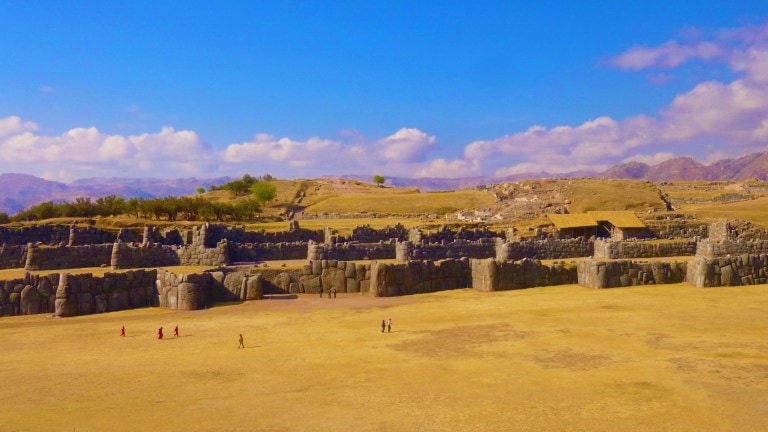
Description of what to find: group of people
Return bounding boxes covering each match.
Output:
[381,318,392,333]
[120,325,246,348]
[118,325,180,339]
[318,287,338,298]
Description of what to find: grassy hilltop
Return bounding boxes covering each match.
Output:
[7,176,768,232]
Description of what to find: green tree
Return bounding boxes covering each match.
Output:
[250,180,277,203]
[196,186,206,194]
[372,174,385,187]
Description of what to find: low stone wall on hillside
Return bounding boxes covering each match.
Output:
[368,259,471,297]
[708,219,768,242]
[593,239,696,259]
[408,225,506,244]
[471,258,577,291]
[0,225,138,247]
[228,241,309,263]
[577,259,687,288]
[696,239,768,258]
[203,223,324,245]
[687,254,768,287]
[0,244,27,269]
[497,237,593,261]
[335,224,409,243]
[396,240,497,261]
[111,242,180,269]
[309,242,395,261]
[643,219,708,240]
[25,244,113,271]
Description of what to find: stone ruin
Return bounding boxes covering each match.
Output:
[1,218,768,318]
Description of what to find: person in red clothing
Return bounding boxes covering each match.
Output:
[120,326,125,337]
[173,325,179,337]
[158,327,163,340]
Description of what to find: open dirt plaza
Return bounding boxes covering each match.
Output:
[2,283,768,432]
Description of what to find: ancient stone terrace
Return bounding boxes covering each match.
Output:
[2,219,768,318]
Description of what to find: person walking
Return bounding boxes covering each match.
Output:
[120,326,125,337]
[238,333,245,349]
[158,327,164,340]
[173,325,179,338]
[381,319,386,333]
[387,318,392,333]
[332,287,337,299]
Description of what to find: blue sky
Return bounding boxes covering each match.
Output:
[2,1,768,181]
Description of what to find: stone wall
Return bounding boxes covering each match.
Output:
[593,239,696,259]
[298,260,372,294]
[696,239,768,258]
[687,254,768,287]
[53,270,158,317]
[497,237,593,261]
[202,223,324,245]
[229,242,309,263]
[577,259,687,288]
[0,225,70,245]
[176,240,230,266]
[111,242,180,269]
[396,239,497,261]
[25,244,113,271]
[643,219,708,240]
[154,269,260,310]
[0,225,137,246]
[335,224,408,243]
[707,219,768,242]
[410,225,506,244]
[368,259,471,297]
[0,244,27,269]
[471,258,577,291]
[308,241,395,261]
[0,273,57,316]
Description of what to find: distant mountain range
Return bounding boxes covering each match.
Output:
[346,151,768,189]
[3,151,768,215]
[0,174,231,214]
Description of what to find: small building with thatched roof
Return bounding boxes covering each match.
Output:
[547,214,598,239]
[587,211,646,240]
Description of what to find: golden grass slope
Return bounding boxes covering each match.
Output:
[305,190,496,215]
[683,196,768,227]
[563,179,666,213]
[2,284,767,431]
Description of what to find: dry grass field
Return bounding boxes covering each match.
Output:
[2,283,767,431]
[304,190,496,216]
[561,179,666,213]
[682,197,768,227]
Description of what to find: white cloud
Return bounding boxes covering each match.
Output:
[0,116,37,138]
[608,41,723,70]
[376,128,436,162]
[414,158,480,178]
[0,120,209,177]
[223,134,342,168]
